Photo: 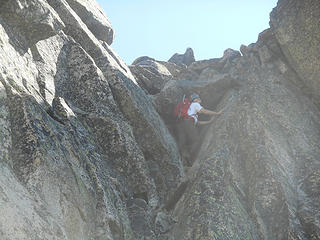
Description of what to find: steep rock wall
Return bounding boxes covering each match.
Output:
[132,1,320,239]
[270,0,320,108]
[168,31,320,239]
[0,0,183,239]
[0,0,319,240]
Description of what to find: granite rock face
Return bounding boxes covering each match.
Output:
[168,47,195,67]
[65,0,115,44]
[168,31,320,239]
[129,58,172,94]
[0,0,320,239]
[270,0,320,108]
[0,0,65,51]
[0,0,183,239]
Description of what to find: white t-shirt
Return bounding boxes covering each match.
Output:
[188,102,203,123]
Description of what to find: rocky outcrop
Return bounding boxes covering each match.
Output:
[0,0,319,239]
[167,48,241,82]
[270,0,320,108]
[0,0,64,52]
[65,0,114,44]
[0,0,184,239]
[169,36,320,239]
[130,58,172,94]
[46,0,184,201]
[141,2,320,239]
[168,47,195,66]
[157,11,319,240]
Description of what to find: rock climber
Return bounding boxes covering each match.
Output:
[176,93,222,166]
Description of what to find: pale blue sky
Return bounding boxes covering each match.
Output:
[97,0,278,65]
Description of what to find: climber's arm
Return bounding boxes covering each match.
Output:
[199,108,222,115]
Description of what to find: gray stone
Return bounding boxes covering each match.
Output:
[130,58,172,94]
[220,48,241,63]
[132,56,156,65]
[65,0,114,45]
[158,61,187,78]
[127,198,155,238]
[0,2,154,239]
[188,58,222,74]
[0,0,64,49]
[46,0,132,79]
[52,96,75,123]
[0,81,12,167]
[270,0,320,108]
[171,47,320,240]
[129,65,169,94]
[155,211,175,234]
[47,0,185,204]
[56,41,158,203]
[219,48,242,73]
[106,71,185,201]
[176,68,199,81]
[198,67,220,81]
[168,47,195,66]
[134,59,172,77]
[1,0,320,239]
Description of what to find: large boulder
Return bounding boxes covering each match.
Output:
[65,0,114,45]
[188,58,222,74]
[159,60,187,78]
[168,47,195,66]
[130,58,172,94]
[132,56,156,65]
[46,0,131,79]
[0,0,64,50]
[270,0,320,107]
[133,59,172,77]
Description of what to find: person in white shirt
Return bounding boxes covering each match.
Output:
[176,93,222,166]
[188,93,222,124]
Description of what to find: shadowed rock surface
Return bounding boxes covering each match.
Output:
[168,47,195,67]
[0,0,319,239]
[270,0,320,107]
